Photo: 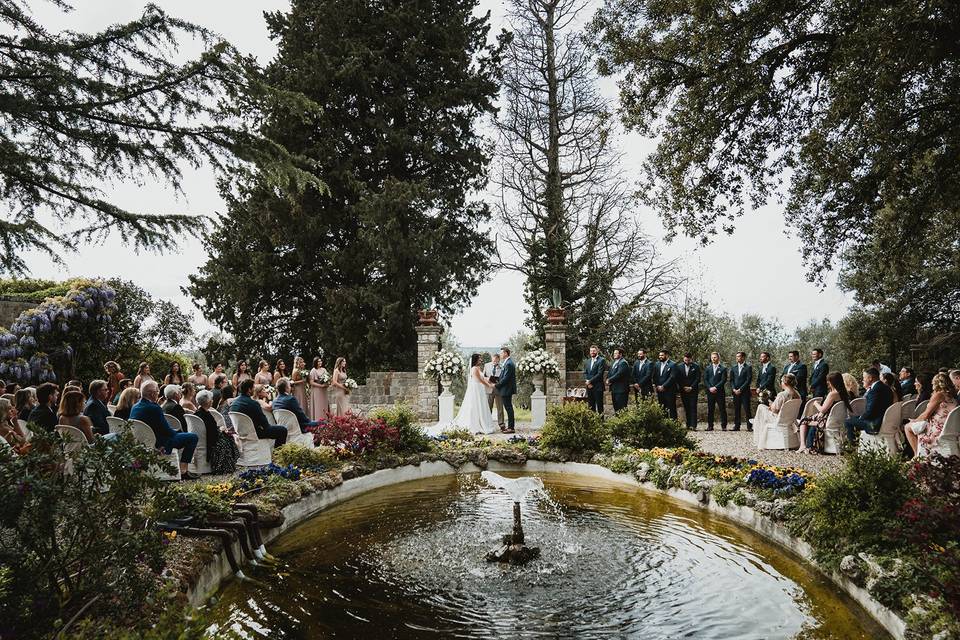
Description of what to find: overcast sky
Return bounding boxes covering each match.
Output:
[20,1,853,347]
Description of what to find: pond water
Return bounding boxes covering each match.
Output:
[206,472,888,639]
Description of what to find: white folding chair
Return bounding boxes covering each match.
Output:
[212,409,226,429]
[822,401,849,454]
[107,404,118,415]
[802,397,822,419]
[914,400,929,418]
[850,397,866,416]
[930,407,959,458]
[230,411,273,467]
[129,419,180,481]
[164,413,183,433]
[106,416,128,433]
[17,419,32,442]
[56,425,88,453]
[762,398,803,449]
[900,399,917,424]
[860,402,903,456]
[183,414,212,475]
[273,408,315,448]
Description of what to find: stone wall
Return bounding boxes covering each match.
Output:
[348,371,420,415]
[0,298,37,329]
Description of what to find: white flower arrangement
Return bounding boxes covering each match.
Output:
[261,384,277,401]
[516,348,560,379]
[344,378,358,391]
[422,349,465,380]
[317,370,331,385]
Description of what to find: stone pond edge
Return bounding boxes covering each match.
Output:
[187,460,907,640]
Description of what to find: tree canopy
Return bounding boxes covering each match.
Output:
[187,0,503,375]
[0,0,319,275]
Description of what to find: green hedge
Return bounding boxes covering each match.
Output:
[0,278,75,301]
[540,402,609,452]
[607,400,698,450]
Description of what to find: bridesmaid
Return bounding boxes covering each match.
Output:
[273,359,288,385]
[331,357,351,416]
[232,360,252,388]
[308,356,330,422]
[291,356,310,415]
[254,359,273,386]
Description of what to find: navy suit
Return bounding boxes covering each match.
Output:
[678,361,701,429]
[756,362,778,396]
[607,358,631,412]
[495,357,517,429]
[584,356,607,414]
[704,363,728,429]
[730,362,753,430]
[83,398,111,436]
[129,398,197,464]
[27,405,57,432]
[784,362,808,417]
[632,358,653,401]
[899,377,915,398]
[232,394,287,445]
[273,393,318,432]
[844,381,894,442]
[809,359,829,399]
[652,359,679,419]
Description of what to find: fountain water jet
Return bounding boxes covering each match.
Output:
[481,471,543,565]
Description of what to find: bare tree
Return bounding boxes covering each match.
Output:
[495,0,678,356]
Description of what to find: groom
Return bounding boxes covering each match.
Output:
[495,347,517,434]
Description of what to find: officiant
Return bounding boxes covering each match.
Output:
[483,352,505,430]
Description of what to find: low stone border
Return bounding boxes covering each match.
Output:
[188,460,907,640]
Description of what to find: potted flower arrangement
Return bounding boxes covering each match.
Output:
[517,348,560,393]
[545,289,566,325]
[423,349,465,394]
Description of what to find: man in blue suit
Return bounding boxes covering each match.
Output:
[652,349,679,420]
[583,345,606,414]
[233,379,288,446]
[809,348,829,399]
[273,378,319,432]
[844,367,894,443]
[83,379,112,436]
[606,348,631,413]
[730,352,753,432]
[784,350,808,416]
[898,367,915,398]
[495,347,517,433]
[130,381,199,480]
[755,352,778,401]
[632,349,654,406]
[678,353,701,430]
[704,352,728,431]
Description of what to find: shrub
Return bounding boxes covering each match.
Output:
[369,404,430,452]
[147,484,233,525]
[273,443,336,469]
[607,400,697,450]
[789,449,916,567]
[540,402,609,452]
[312,413,399,456]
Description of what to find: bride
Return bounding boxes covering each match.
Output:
[426,353,497,436]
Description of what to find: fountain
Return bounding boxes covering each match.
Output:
[480,471,543,565]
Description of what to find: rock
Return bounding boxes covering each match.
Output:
[696,487,708,503]
[753,500,773,515]
[441,450,468,468]
[635,462,651,482]
[840,555,862,580]
[466,449,489,469]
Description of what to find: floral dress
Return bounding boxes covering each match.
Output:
[919,399,958,448]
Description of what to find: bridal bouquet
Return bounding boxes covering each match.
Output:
[261,384,277,401]
[517,349,560,379]
[317,371,331,385]
[422,349,465,380]
[344,378,358,392]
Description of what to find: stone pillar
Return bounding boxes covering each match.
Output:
[543,315,567,409]
[415,315,442,421]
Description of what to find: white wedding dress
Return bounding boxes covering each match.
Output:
[426,365,496,435]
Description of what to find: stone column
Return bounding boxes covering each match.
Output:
[415,316,442,421]
[543,316,567,409]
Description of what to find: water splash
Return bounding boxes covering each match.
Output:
[480,471,544,502]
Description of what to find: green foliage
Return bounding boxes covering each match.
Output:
[147,484,233,526]
[65,597,209,640]
[712,481,736,507]
[187,0,503,374]
[607,399,697,450]
[540,402,609,452]
[0,430,169,638]
[369,404,430,453]
[272,443,336,469]
[0,278,73,300]
[789,449,917,567]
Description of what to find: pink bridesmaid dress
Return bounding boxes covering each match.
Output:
[292,368,309,416]
[309,367,329,421]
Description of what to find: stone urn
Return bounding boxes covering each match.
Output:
[439,374,453,396]
[531,372,546,394]
[545,307,566,325]
[417,309,439,326]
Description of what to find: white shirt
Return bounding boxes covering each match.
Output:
[482,362,501,394]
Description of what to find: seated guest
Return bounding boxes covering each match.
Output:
[180,382,198,413]
[195,390,239,474]
[950,370,960,403]
[112,378,132,405]
[66,380,84,397]
[27,383,60,431]
[904,372,958,458]
[218,383,236,430]
[273,377,319,432]
[898,367,915,398]
[842,373,861,399]
[232,379,287,446]
[0,397,28,453]
[58,390,95,443]
[871,359,892,376]
[798,372,851,454]
[753,373,800,450]
[882,372,903,402]
[130,381,199,480]
[15,388,36,422]
[114,387,140,421]
[83,380,112,436]
[914,373,933,404]
[844,368,894,444]
[161,385,187,430]
[211,375,227,408]
[5,382,20,396]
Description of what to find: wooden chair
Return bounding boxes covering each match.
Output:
[761,398,803,450]
[230,411,273,467]
[822,401,849,454]
[860,402,903,456]
[273,409,315,448]
[183,413,212,475]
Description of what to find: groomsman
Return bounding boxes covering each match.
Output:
[704,352,728,431]
[756,351,777,400]
[784,350,808,413]
[632,349,653,404]
[730,352,752,432]
[679,353,701,430]
[584,345,606,414]
[809,348,829,399]
[607,348,631,413]
[653,349,679,420]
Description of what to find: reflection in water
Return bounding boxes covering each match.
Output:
[206,473,888,639]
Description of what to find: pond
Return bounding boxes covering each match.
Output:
[206,472,888,639]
